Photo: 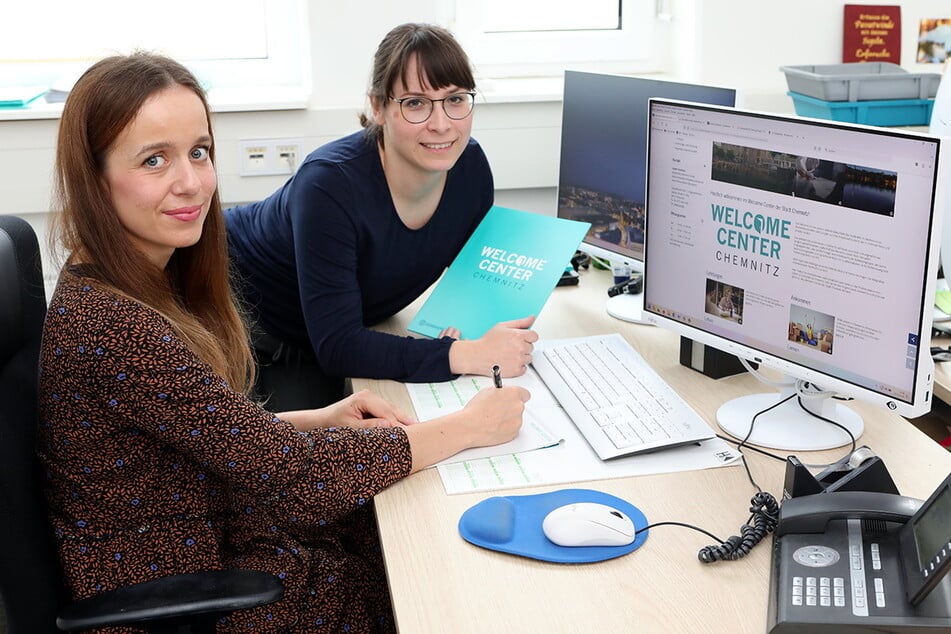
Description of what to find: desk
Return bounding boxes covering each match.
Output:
[357,266,951,633]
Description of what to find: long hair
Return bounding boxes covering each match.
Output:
[51,52,255,392]
[360,23,475,146]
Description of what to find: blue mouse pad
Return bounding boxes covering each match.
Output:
[458,488,649,563]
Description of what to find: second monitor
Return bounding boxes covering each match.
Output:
[556,71,737,323]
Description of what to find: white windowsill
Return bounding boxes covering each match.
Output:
[0,73,688,121]
[0,85,312,121]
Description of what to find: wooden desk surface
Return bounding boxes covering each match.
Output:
[358,267,951,634]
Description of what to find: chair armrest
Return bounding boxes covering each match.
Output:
[56,568,284,632]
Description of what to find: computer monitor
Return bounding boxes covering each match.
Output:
[556,71,738,323]
[643,98,947,451]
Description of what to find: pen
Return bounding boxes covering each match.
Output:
[492,364,503,388]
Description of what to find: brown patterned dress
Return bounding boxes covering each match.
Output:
[37,268,413,632]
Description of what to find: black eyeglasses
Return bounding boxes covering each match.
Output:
[389,92,476,124]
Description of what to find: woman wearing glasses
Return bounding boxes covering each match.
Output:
[226,23,537,410]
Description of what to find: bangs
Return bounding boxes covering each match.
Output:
[388,31,474,95]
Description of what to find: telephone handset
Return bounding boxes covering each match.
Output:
[775,491,921,536]
[768,472,951,633]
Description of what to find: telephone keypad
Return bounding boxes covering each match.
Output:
[792,575,847,608]
[787,523,895,617]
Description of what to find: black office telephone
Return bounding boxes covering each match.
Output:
[767,471,951,632]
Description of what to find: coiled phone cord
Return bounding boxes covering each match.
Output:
[633,389,851,564]
[697,491,779,563]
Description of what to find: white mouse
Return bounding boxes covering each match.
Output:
[542,502,636,547]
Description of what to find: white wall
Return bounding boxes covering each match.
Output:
[680,0,946,113]
[2,0,948,283]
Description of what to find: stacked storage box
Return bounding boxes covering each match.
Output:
[780,63,942,126]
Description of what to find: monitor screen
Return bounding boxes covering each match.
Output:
[556,71,737,322]
[643,99,946,450]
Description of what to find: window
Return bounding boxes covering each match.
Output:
[452,0,663,77]
[0,0,308,107]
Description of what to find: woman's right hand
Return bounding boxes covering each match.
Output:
[403,385,531,472]
[459,385,530,448]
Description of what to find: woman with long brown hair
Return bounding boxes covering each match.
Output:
[39,51,528,632]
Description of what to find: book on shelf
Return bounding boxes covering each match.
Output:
[843,5,901,64]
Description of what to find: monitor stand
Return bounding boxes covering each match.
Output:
[716,384,864,451]
[605,292,654,326]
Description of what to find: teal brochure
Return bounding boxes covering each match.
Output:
[408,205,590,340]
[0,86,47,108]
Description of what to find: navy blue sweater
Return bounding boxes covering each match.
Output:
[226,131,494,382]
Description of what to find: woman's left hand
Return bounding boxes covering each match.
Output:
[330,389,417,428]
[278,389,416,431]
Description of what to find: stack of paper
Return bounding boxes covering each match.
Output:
[407,369,742,495]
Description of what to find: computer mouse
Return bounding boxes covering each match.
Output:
[542,502,636,547]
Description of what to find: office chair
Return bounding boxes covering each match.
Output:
[0,215,284,633]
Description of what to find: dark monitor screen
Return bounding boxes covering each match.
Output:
[556,71,737,270]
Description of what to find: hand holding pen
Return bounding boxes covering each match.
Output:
[455,367,530,448]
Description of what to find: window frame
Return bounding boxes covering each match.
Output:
[452,0,663,77]
[0,0,309,104]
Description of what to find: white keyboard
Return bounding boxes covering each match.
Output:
[532,333,715,460]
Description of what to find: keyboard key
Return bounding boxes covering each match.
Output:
[591,405,632,427]
[603,425,635,449]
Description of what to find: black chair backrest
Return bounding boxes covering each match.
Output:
[0,215,64,633]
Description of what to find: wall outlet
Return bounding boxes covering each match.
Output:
[239,138,303,176]
[275,143,300,173]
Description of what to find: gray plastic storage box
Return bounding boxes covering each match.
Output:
[780,63,941,102]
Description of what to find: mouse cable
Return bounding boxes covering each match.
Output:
[634,521,723,544]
